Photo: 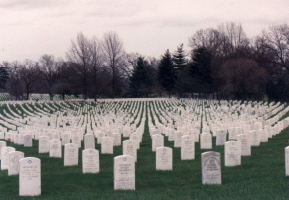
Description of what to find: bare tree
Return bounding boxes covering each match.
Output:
[88,36,103,100]
[219,58,267,100]
[39,54,61,100]
[17,60,40,100]
[102,31,127,98]
[261,23,289,72]
[6,61,24,100]
[66,32,91,99]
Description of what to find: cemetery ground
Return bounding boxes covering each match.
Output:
[0,101,289,199]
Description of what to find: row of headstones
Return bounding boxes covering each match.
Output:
[0,143,40,196]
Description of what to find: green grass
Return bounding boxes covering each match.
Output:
[0,101,289,199]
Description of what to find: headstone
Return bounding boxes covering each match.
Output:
[49,139,62,158]
[0,132,4,139]
[19,157,41,196]
[61,133,70,146]
[258,129,268,142]
[225,141,241,167]
[18,134,24,145]
[8,151,24,176]
[200,133,212,149]
[228,127,237,140]
[82,149,99,174]
[156,146,173,170]
[201,151,221,184]
[152,134,164,152]
[285,146,289,176]
[97,132,105,144]
[71,134,81,148]
[216,129,226,146]
[39,136,50,153]
[181,135,195,160]
[23,134,33,147]
[101,137,113,154]
[249,130,260,146]
[129,133,140,149]
[123,140,137,162]
[237,134,251,156]
[84,134,95,149]
[64,143,78,166]
[174,131,183,147]
[1,146,15,170]
[0,141,6,160]
[114,155,135,190]
[113,133,121,146]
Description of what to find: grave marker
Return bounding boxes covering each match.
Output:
[8,151,24,176]
[82,149,99,174]
[200,133,212,149]
[225,141,241,166]
[181,135,195,160]
[49,139,62,158]
[84,134,95,149]
[156,146,172,170]
[1,146,15,170]
[101,137,113,154]
[64,143,78,166]
[114,155,135,190]
[123,140,137,162]
[39,136,50,153]
[201,151,221,184]
[19,157,41,196]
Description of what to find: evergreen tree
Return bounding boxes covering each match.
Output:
[172,43,187,71]
[129,57,153,97]
[189,47,213,95]
[157,50,176,97]
[0,66,8,90]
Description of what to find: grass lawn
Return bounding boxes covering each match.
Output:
[0,101,289,199]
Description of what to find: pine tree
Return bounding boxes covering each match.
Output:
[172,43,188,71]
[129,57,153,97]
[157,50,176,97]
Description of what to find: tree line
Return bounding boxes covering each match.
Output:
[1,22,289,101]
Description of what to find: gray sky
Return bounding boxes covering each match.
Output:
[1,0,289,62]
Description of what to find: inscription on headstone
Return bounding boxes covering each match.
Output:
[202,151,221,184]
[156,146,172,170]
[19,157,41,196]
[114,155,135,190]
[82,149,99,174]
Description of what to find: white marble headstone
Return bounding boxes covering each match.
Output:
[39,136,50,153]
[19,157,41,196]
[8,151,24,176]
[152,134,164,152]
[1,146,15,170]
[201,151,221,184]
[84,134,95,149]
[123,140,137,162]
[237,134,251,156]
[64,143,78,166]
[23,134,32,147]
[156,146,172,170]
[101,137,113,154]
[216,130,226,146]
[0,140,7,160]
[49,139,62,158]
[181,135,195,160]
[82,149,99,174]
[200,133,212,149]
[225,141,241,166]
[114,155,135,190]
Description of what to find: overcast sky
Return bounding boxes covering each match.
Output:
[1,0,289,63]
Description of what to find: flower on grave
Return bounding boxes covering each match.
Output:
[7,138,11,141]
